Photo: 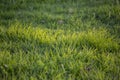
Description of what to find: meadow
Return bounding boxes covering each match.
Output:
[0,0,120,80]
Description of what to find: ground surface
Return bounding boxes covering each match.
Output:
[0,0,120,80]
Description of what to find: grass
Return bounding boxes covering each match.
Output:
[0,0,120,80]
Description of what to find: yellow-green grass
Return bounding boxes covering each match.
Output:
[0,0,120,80]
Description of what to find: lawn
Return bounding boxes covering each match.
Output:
[0,0,120,80]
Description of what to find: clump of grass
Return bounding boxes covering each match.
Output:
[0,23,119,80]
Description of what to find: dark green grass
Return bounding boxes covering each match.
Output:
[0,0,120,80]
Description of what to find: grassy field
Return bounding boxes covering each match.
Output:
[0,0,120,80]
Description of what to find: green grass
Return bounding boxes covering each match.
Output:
[0,0,120,80]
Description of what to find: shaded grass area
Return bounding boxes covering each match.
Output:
[0,0,120,80]
[0,0,120,37]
